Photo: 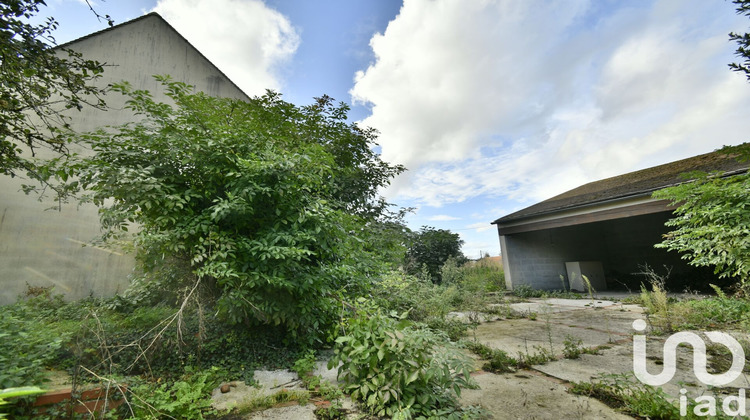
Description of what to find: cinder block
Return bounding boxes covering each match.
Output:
[565,261,607,292]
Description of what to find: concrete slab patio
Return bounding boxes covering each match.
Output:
[462,296,750,418]
[213,296,750,419]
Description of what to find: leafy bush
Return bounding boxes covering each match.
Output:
[330,309,476,418]
[292,349,317,379]
[405,227,466,284]
[0,312,61,388]
[0,292,71,388]
[371,271,456,322]
[46,77,406,342]
[653,161,750,293]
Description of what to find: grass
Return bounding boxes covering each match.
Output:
[570,374,736,420]
[639,279,750,333]
[232,389,312,416]
[462,341,556,373]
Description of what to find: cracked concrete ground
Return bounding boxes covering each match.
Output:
[460,297,750,419]
[214,296,750,419]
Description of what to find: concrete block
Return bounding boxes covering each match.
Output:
[566,261,607,292]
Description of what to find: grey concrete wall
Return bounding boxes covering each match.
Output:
[501,211,713,291]
[0,14,248,304]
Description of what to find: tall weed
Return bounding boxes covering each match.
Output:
[330,308,477,419]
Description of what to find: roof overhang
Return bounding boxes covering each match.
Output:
[493,194,676,235]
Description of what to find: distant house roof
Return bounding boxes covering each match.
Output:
[493,150,749,225]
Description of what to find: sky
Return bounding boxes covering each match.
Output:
[37,0,750,259]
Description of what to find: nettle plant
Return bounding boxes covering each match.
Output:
[329,307,476,419]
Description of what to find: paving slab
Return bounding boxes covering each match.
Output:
[212,364,358,419]
[472,297,750,417]
[211,371,305,413]
[459,370,633,419]
[245,404,317,420]
[471,303,643,357]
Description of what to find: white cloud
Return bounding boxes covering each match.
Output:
[426,214,461,221]
[466,222,493,233]
[353,0,750,207]
[152,0,299,96]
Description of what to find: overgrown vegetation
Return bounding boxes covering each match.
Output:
[638,268,750,334]
[330,307,479,419]
[0,0,107,182]
[370,260,505,340]
[2,59,510,416]
[40,77,406,345]
[5,1,750,419]
[0,287,311,418]
[462,340,557,373]
[653,0,750,296]
[2,254,505,418]
[571,374,736,420]
[562,335,600,359]
[404,226,467,284]
[0,387,44,419]
[128,366,224,419]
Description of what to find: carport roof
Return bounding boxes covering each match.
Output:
[493,149,749,225]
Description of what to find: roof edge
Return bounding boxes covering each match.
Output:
[56,12,251,101]
[492,166,749,226]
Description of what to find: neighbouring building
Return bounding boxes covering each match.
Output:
[0,13,249,304]
[492,150,749,292]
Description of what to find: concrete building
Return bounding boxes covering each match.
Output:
[492,151,749,292]
[0,13,248,304]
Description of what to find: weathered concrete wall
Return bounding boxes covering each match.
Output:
[0,14,248,304]
[500,211,713,291]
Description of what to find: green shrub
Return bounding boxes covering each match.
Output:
[640,278,673,333]
[0,313,60,388]
[371,271,456,322]
[458,260,505,293]
[424,316,468,342]
[440,257,466,286]
[292,349,317,378]
[0,298,68,388]
[330,309,476,418]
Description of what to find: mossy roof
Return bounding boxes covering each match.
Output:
[492,150,749,225]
